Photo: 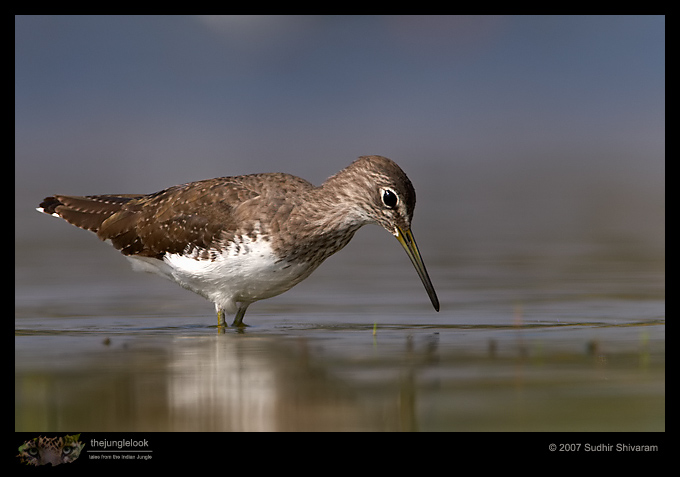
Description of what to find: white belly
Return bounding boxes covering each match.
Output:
[127,235,314,314]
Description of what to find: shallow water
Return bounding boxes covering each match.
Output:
[15,227,664,431]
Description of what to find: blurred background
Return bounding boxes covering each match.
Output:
[16,15,664,252]
[15,15,665,433]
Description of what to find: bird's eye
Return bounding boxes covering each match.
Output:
[381,189,398,209]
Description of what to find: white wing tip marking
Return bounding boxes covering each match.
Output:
[36,207,60,218]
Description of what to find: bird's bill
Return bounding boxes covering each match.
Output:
[395,226,440,312]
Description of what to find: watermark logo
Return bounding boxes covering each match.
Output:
[17,434,84,466]
[87,438,152,461]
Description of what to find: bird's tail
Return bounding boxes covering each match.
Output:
[37,194,143,234]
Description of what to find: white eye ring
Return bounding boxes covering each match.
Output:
[381,188,399,209]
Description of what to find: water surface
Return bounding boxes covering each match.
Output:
[15,229,664,431]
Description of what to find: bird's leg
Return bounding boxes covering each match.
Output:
[217,308,227,327]
[232,303,250,327]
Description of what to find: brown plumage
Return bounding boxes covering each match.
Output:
[37,155,439,327]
